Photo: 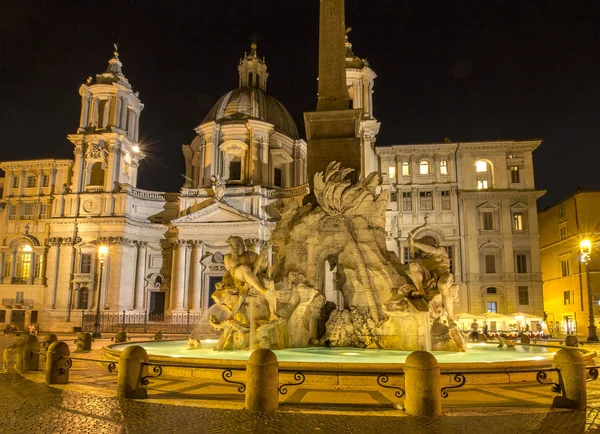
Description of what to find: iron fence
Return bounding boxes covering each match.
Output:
[79,310,213,335]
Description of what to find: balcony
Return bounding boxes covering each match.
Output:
[2,298,34,309]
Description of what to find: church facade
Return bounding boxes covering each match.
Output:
[0,36,545,332]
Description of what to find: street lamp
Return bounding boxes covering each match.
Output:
[580,239,598,342]
[92,245,108,338]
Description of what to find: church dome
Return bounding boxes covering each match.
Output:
[202,86,299,140]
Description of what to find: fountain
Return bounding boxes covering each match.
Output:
[106,164,594,382]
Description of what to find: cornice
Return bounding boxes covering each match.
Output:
[458,189,546,200]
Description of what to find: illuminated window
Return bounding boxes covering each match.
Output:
[476,161,488,172]
[402,192,412,211]
[477,179,489,190]
[518,286,529,305]
[439,160,448,175]
[15,244,33,284]
[487,301,497,313]
[419,191,433,210]
[441,190,451,210]
[402,162,410,176]
[510,166,520,183]
[388,166,396,180]
[419,161,430,175]
[445,245,454,273]
[512,212,524,231]
[38,204,48,219]
[563,290,573,305]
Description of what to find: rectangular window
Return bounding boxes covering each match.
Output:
[485,254,496,273]
[38,204,48,219]
[487,301,497,313]
[441,190,451,210]
[208,275,222,307]
[229,161,241,181]
[419,191,433,211]
[390,191,397,203]
[41,174,49,187]
[403,247,410,265]
[563,290,573,305]
[482,212,494,230]
[516,254,528,273]
[402,192,412,211]
[559,226,567,240]
[15,292,24,303]
[402,162,410,176]
[21,203,34,220]
[487,287,497,294]
[26,176,37,188]
[80,253,93,274]
[35,255,43,278]
[388,166,396,180]
[560,260,570,277]
[559,204,565,219]
[12,177,19,188]
[0,310,5,323]
[274,167,282,187]
[8,204,16,221]
[518,286,529,305]
[419,161,430,175]
[445,245,454,273]
[477,179,489,190]
[512,212,524,231]
[510,166,520,183]
[439,160,448,175]
[30,310,38,324]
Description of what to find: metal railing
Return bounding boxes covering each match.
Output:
[439,368,562,398]
[79,310,209,334]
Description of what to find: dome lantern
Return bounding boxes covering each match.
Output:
[238,42,269,91]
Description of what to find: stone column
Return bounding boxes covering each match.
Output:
[191,241,203,311]
[49,238,62,309]
[115,97,122,129]
[120,98,127,129]
[170,241,187,311]
[79,94,90,129]
[133,242,147,310]
[0,252,5,284]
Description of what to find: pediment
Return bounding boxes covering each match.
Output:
[172,201,260,224]
[510,201,528,210]
[476,201,500,210]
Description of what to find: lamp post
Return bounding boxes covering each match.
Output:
[580,239,598,342]
[92,245,108,338]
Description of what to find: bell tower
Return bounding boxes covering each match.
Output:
[68,45,145,193]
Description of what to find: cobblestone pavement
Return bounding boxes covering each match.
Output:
[2,372,600,434]
[3,334,600,433]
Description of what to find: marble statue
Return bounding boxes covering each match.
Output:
[208,162,466,352]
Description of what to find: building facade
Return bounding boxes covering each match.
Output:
[539,191,600,336]
[376,140,546,325]
[0,37,546,332]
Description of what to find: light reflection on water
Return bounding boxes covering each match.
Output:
[113,340,556,364]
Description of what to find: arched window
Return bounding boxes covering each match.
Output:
[475,160,493,190]
[89,162,105,186]
[15,243,33,284]
[419,160,430,175]
[78,287,89,309]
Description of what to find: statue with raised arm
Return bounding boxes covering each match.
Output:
[223,236,272,295]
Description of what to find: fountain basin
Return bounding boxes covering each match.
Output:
[104,341,595,389]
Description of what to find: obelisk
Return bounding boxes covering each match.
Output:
[304,0,362,190]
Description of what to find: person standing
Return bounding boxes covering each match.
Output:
[470,320,479,342]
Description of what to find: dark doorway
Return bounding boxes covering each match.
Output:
[149,292,165,316]
[11,310,25,331]
[208,276,222,307]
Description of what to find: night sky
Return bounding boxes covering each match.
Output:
[1,0,599,209]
